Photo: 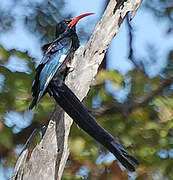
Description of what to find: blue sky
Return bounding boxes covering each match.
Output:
[1,0,172,76]
[0,0,172,179]
[64,0,173,77]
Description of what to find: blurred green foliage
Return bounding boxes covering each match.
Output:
[0,0,173,179]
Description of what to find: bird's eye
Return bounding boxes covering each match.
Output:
[65,19,71,25]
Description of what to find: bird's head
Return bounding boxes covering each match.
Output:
[55,13,94,38]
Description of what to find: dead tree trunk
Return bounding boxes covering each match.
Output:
[11,0,143,179]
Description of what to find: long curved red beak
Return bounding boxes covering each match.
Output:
[68,13,94,28]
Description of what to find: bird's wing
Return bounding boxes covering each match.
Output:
[29,37,72,109]
[39,37,72,65]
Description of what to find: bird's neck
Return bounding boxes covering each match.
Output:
[71,33,80,51]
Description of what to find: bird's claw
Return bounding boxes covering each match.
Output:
[66,61,74,72]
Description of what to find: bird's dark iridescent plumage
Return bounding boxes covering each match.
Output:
[29,13,139,171]
[29,18,80,109]
[49,81,139,171]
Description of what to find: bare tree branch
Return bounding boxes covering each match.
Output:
[12,0,143,179]
[92,75,173,117]
[11,129,39,180]
[126,15,147,76]
[132,75,173,110]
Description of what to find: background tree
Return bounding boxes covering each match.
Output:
[0,0,173,179]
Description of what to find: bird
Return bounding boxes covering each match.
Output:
[29,13,94,109]
[29,13,139,172]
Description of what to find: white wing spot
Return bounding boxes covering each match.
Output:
[59,54,67,63]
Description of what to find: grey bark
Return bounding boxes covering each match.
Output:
[11,0,143,179]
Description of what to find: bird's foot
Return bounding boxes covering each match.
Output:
[66,61,74,72]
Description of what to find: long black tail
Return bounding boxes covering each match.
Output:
[49,82,139,171]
